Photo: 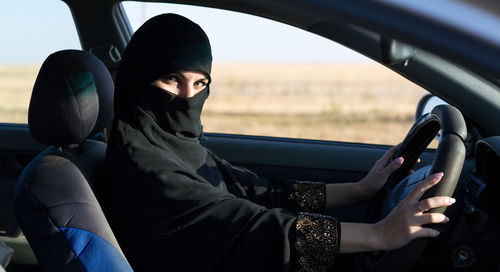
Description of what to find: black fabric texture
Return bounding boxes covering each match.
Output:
[28,50,114,147]
[104,13,333,271]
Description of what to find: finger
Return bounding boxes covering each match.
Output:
[418,196,456,212]
[379,145,401,165]
[416,213,449,225]
[413,227,440,239]
[385,156,404,172]
[394,142,402,150]
[387,144,400,157]
[407,172,443,201]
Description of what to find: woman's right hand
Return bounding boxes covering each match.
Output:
[373,172,456,251]
[339,172,455,253]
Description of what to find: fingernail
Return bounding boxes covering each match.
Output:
[397,157,404,164]
[432,172,444,180]
[435,230,440,236]
[449,198,456,204]
[444,217,450,223]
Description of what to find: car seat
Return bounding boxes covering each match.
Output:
[14,50,132,271]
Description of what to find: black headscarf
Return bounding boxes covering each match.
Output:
[110,13,213,173]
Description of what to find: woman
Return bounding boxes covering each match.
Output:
[104,13,454,271]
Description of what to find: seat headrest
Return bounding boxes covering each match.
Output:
[28,50,114,147]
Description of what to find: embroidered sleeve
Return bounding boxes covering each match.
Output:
[289,182,326,212]
[294,212,340,272]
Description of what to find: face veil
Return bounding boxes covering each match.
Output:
[109,13,213,170]
[143,84,209,138]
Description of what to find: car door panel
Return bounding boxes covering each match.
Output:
[202,133,435,182]
[0,125,45,266]
[0,125,44,231]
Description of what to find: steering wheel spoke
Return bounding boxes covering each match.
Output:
[380,165,431,219]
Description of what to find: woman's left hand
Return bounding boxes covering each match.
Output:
[325,144,417,208]
[358,144,403,199]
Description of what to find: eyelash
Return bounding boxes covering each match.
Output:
[164,75,178,82]
[162,75,208,89]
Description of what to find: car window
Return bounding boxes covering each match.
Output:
[0,1,81,124]
[122,1,429,145]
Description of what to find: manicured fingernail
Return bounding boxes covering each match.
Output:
[397,157,404,164]
[444,217,450,223]
[432,172,444,180]
[435,230,440,236]
[449,198,456,204]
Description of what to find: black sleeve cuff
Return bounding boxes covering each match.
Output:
[288,181,326,212]
[294,212,340,272]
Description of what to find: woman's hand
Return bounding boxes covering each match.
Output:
[325,144,422,208]
[373,172,455,251]
[339,172,455,253]
[357,144,404,200]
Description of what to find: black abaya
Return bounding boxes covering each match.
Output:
[104,13,340,272]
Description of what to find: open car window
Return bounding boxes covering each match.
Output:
[124,1,430,145]
[0,1,80,124]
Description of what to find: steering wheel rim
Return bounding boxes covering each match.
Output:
[359,104,467,271]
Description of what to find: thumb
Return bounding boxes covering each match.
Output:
[413,227,440,239]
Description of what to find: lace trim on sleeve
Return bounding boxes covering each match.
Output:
[294,212,340,272]
[289,182,326,212]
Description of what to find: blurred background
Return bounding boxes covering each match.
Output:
[0,1,429,145]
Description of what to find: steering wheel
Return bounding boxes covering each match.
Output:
[358,104,467,271]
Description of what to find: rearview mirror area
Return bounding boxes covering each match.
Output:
[415,94,448,121]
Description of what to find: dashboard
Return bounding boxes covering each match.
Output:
[435,136,500,270]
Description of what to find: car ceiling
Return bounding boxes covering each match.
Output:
[63,0,500,75]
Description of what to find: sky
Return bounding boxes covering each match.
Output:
[0,1,369,64]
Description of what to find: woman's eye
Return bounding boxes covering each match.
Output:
[194,81,207,89]
[163,75,178,83]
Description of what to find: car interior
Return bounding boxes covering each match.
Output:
[0,0,499,271]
